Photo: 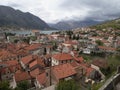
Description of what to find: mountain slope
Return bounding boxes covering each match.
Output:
[91,18,120,30]
[50,20,102,30]
[0,5,50,30]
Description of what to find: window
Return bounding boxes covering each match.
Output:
[46,73,48,77]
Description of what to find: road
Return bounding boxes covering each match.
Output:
[99,73,120,90]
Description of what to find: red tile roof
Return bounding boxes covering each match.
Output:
[0,64,20,74]
[52,63,76,80]
[25,44,41,51]
[30,68,43,77]
[15,49,28,56]
[16,43,29,48]
[64,40,78,45]
[74,57,84,63]
[0,49,16,60]
[101,40,109,43]
[72,51,79,57]
[15,71,31,82]
[86,67,94,77]
[52,53,73,61]
[36,72,47,85]
[0,60,18,66]
[78,63,95,77]
[29,57,45,68]
[32,30,39,33]
[21,55,36,65]
[71,62,80,68]
[0,67,12,75]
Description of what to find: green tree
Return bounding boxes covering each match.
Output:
[56,79,79,90]
[72,35,76,40]
[95,40,104,46]
[14,39,19,43]
[69,34,72,40]
[22,37,30,44]
[0,81,13,90]
[5,32,16,37]
[30,36,37,41]
[116,47,120,52]
[15,81,30,90]
[76,35,79,40]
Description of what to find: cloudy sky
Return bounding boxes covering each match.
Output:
[0,0,120,23]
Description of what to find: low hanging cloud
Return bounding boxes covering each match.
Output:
[0,0,120,23]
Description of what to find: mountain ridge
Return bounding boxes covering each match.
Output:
[0,5,50,30]
[49,19,103,30]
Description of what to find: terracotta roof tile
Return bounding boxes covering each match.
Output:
[52,63,76,80]
[71,62,80,68]
[36,72,47,85]
[32,30,39,33]
[30,68,43,77]
[52,53,73,61]
[21,55,36,65]
[86,67,94,77]
[0,49,16,60]
[29,58,45,68]
[0,60,18,66]
[15,71,31,82]
[64,40,78,45]
[25,44,41,51]
[74,57,84,63]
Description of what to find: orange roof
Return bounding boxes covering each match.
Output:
[0,60,18,66]
[16,42,29,48]
[1,64,21,74]
[7,43,16,51]
[30,68,43,77]
[15,71,31,82]
[101,40,109,43]
[17,50,28,56]
[21,55,36,65]
[78,57,84,62]
[46,45,53,48]
[86,67,95,77]
[90,36,102,39]
[74,57,84,63]
[25,44,41,51]
[52,63,76,80]
[32,30,39,33]
[64,40,78,45]
[52,53,73,61]
[0,49,16,60]
[71,62,80,68]
[36,72,47,85]
[0,67,12,75]
[79,63,90,71]
[29,58,45,68]
[78,63,95,77]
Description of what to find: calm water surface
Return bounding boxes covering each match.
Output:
[4,30,59,35]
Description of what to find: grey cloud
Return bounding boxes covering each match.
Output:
[9,3,21,8]
[60,0,120,21]
[0,0,120,23]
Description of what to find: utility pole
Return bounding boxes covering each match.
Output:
[49,53,52,86]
